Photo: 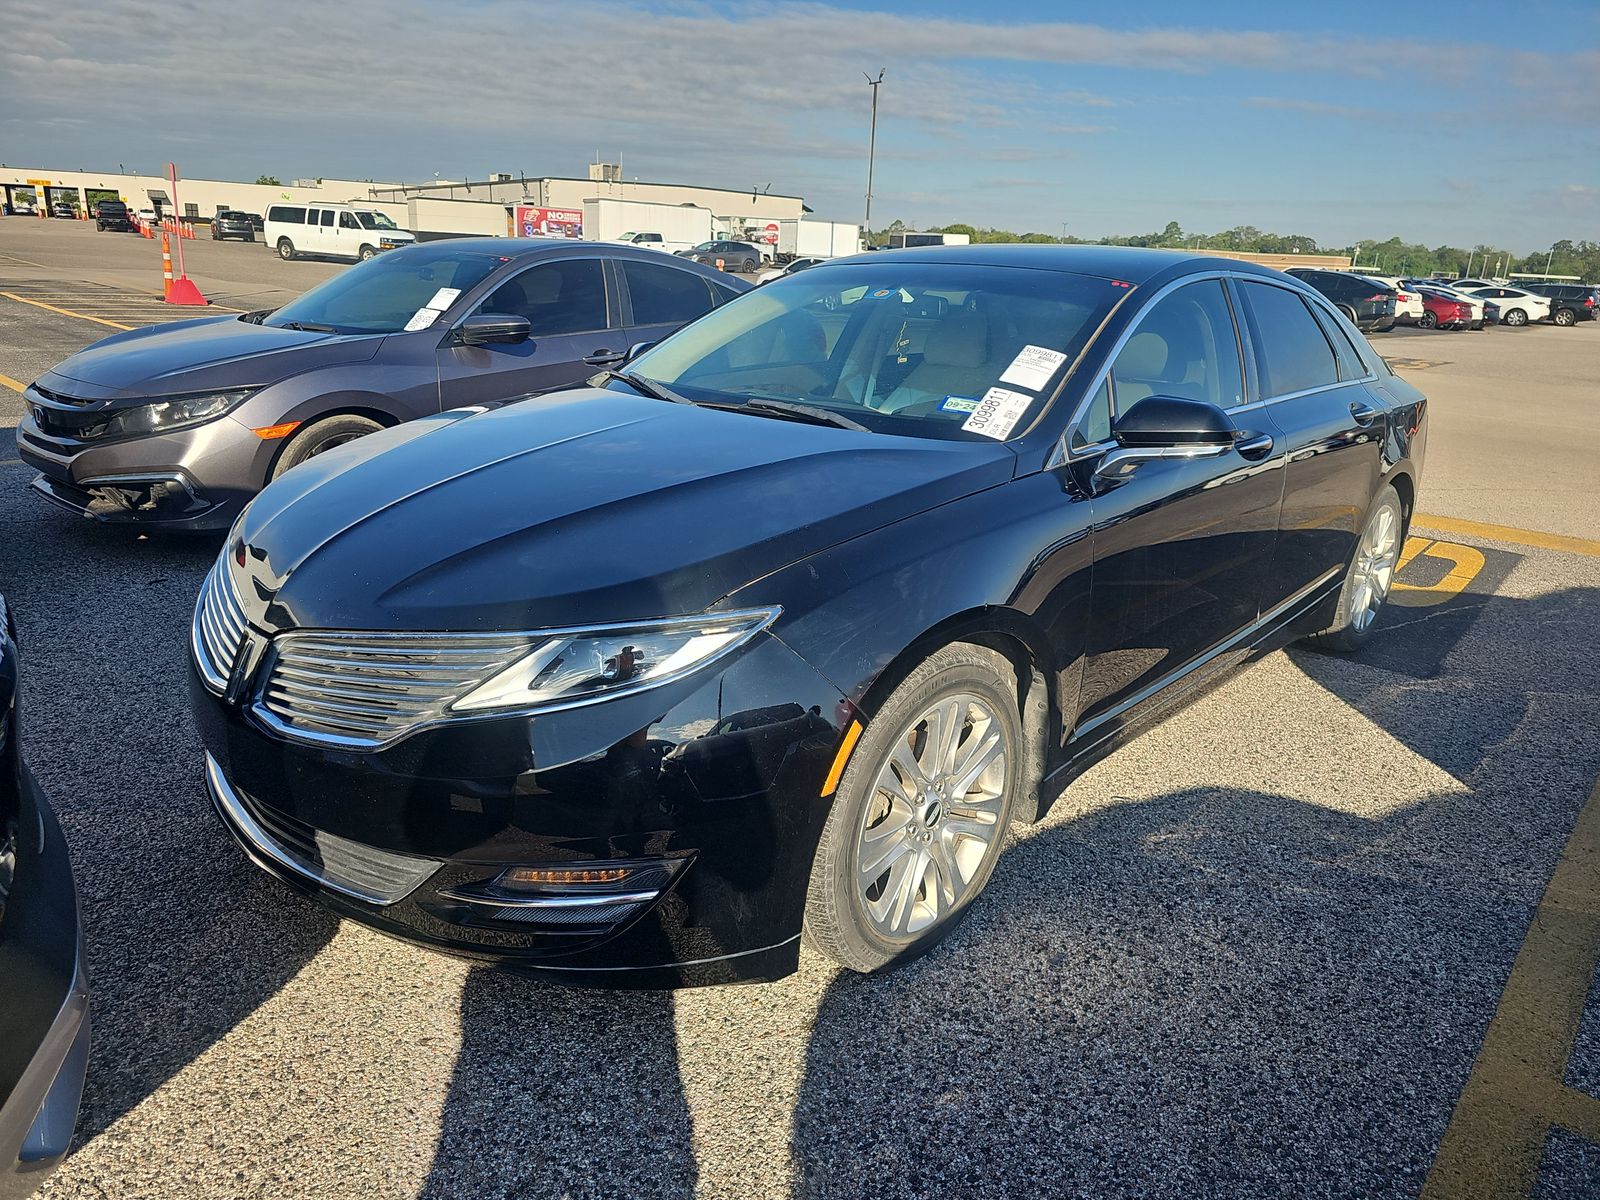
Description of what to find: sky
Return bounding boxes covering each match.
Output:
[3,0,1597,252]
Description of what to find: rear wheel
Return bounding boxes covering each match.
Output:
[804,642,1021,974]
[743,257,760,273]
[270,414,384,481]
[1306,484,1404,653]
[277,238,297,261]
[1554,307,1577,327]
[1419,311,1438,329]
[1503,308,1527,327]
[1337,304,1358,324]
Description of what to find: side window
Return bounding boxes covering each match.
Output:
[1309,304,1366,380]
[622,260,715,326]
[1108,279,1245,412]
[320,210,335,228]
[267,206,304,224]
[340,212,360,230]
[1239,282,1340,398]
[480,259,609,335]
[1072,378,1112,449]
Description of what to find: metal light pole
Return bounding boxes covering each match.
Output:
[863,70,884,235]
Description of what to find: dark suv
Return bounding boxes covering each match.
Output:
[1284,269,1398,333]
[210,211,256,242]
[93,199,133,232]
[676,241,764,273]
[1518,282,1598,325]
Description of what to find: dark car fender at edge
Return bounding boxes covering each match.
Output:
[725,467,1092,828]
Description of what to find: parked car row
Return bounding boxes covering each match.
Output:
[1284,267,1596,333]
[9,244,1432,1193]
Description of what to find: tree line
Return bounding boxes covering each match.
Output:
[868,219,1599,281]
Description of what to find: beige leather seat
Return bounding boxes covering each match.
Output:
[1111,331,1170,408]
[878,310,992,412]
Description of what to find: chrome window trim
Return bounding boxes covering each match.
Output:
[1053,271,1379,467]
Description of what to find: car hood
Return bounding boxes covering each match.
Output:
[233,389,1017,633]
[37,316,384,402]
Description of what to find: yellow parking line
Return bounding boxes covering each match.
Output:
[1415,513,1600,558]
[1423,773,1600,1199]
[0,292,132,330]
[0,373,27,395]
[1392,539,1487,606]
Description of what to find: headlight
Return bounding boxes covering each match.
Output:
[450,608,781,714]
[93,389,256,440]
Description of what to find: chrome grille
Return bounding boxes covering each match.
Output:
[256,631,538,748]
[192,558,249,694]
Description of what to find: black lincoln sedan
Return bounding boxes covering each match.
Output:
[190,246,1426,987]
[0,596,90,1191]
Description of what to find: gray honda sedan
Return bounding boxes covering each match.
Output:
[17,240,747,532]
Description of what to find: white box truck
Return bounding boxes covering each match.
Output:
[582,197,713,254]
[771,219,862,260]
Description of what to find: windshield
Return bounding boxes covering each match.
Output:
[262,244,505,335]
[624,262,1124,442]
[690,242,715,252]
[356,210,399,230]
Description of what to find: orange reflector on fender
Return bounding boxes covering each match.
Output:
[252,420,302,440]
[821,720,863,797]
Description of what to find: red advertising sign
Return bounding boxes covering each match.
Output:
[514,206,584,239]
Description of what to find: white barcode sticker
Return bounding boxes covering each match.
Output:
[962,387,1033,440]
[403,308,442,332]
[426,287,462,310]
[999,344,1068,390]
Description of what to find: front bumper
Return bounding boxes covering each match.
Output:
[192,631,849,988]
[0,767,90,1200]
[17,386,275,532]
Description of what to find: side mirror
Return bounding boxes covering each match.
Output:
[456,314,531,346]
[626,341,656,363]
[1095,395,1272,485]
[1113,395,1237,448]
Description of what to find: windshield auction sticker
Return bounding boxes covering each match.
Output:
[999,344,1068,391]
[962,387,1033,439]
[403,308,442,332]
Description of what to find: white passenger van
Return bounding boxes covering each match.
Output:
[263,203,416,262]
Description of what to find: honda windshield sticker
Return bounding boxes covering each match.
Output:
[403,308,441,332]
[999,344,1068,391]
[962,387,1033,440]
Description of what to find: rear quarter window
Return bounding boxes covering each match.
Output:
[267,206,305,224]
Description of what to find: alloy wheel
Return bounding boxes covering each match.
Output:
[854,693,1009,940]
[1348,502,1402,632]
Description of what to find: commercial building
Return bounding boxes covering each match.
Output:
[0,167,404,221]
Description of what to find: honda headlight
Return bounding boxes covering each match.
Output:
[97,389,256,439]
[450,608,781,714]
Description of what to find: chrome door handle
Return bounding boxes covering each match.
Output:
[1350,402,1379,424]
[1233,432,1275,459]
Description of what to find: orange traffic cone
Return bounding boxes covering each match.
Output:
[161,232,174,300]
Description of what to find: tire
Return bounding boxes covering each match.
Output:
[277,238,297,261]
[1306,484,1404,653]
[1419,311,1438,329]
[358,245,377,262]
[1553,307,1576,327]
[742,257,759,273]
[244,233,254,243]
[1503,308,1527,327]
[1337,304,1357,324]
[270,414,384,481]
[803,642,1022,974]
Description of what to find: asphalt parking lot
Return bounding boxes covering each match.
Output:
[2,218,1599,1199]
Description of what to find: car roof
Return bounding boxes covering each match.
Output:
[835,243,1294,285]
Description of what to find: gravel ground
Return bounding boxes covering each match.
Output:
[2,236,1599,1197]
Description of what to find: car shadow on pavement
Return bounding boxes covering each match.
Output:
[0,501,341,1142]
[419,970,695,1199]
[783,581,1600,1199]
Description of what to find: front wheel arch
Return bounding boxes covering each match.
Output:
[262,404,401,481]
[839,610,1055,826]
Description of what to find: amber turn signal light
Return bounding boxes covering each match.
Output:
[501,866,633,887]
[252,420,303,440]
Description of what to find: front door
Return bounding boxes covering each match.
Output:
[436,257,625,406]
[1232,279,1385,608]
[1073,278,1286,735]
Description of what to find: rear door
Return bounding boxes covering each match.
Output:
[436,255,624,406]
[1074,277,1286,731]
[617,257,722,350]
[1234,278,1385,609]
